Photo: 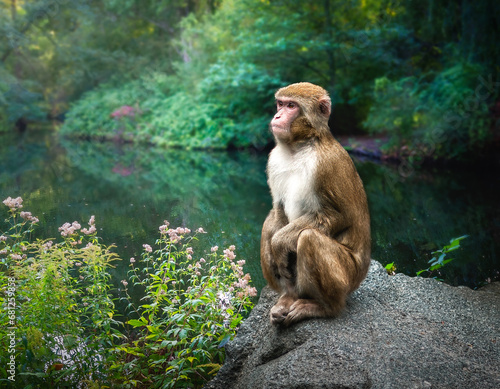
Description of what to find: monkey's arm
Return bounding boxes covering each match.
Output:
[270,209,349,278]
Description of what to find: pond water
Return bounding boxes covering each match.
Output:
[1,129,499,291]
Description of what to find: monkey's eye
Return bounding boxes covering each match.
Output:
[287,102,296,109]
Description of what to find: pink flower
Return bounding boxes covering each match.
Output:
[197,227,206,234]
[166,229,180,242]
[130,257,136,263]
[247,287,258,297]
[223,248,236,260]
[0,235,7,242]
[82,225,96,235]
[175,227,191,235]
[143,244,152,253]
[59,221,82,237]
[211,246,218,252]
[110,105,136,119]
[121,280,128,287]
[43,241,53,250]
[82,216,96,234]
[3,196,23,210]
[187,247,194,255]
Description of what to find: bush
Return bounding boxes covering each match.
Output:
[60,62,279,150]
[0,197,120,387]
[365,62,497,160]
[0,197,256,388]
[115,224,256,388]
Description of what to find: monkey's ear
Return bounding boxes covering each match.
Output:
[318,98,331,118]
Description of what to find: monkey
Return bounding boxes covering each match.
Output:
[260,82,371,326]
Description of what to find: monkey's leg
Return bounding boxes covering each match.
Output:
[269,252,299,325]
[282,229,357,326]
[261,207,288,291]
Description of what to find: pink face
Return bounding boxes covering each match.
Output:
[270,98,300,139]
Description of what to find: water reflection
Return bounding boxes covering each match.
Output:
[0,130,498,289]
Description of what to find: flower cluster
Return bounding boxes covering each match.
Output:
[20,211,39,224]
[110,105,136,119]
[2,196,23,211]
[81,215,96,235]
[217,291,233,328]
[159,221,192,243]
[59,221,82,237]
[223,246,236,260]
[42,241,53,252]
[231,257,257,298]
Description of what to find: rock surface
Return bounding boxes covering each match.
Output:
[205,260,500,389]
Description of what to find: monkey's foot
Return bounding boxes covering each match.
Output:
[270,295,296,325]
[282,299,327,326]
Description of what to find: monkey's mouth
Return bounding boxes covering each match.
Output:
[270,124,288,135]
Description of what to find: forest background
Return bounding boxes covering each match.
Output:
[1,0,499,161]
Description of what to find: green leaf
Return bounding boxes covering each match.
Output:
[219,335,231,348]
[128,319,146,327]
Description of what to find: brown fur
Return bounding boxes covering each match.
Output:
[261,82,371,325]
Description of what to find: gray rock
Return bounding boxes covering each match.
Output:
[205,260,500,389]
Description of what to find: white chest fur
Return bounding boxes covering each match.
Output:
[267,144,320,221]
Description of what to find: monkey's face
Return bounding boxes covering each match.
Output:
[270,98,301,142]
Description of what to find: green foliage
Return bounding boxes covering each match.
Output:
[384,262,396,275]
[365,63,496,160]
[0,197,121,387]
[61,64,280,148]
[2,0,499,155]
[115,226,256,388]
[0,196,256,388]
[59,79,152,142]
[416,235,469,278]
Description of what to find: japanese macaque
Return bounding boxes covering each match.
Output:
[260,82,371,326]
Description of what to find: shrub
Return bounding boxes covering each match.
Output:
[113,223,256,388]
[0,197,121,387]
[0,197,256,388]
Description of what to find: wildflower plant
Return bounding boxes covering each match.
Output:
[116,222,257,388]
[0,197,122,387]
[1,197,256,388]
